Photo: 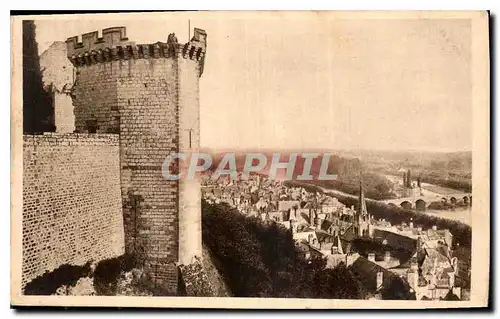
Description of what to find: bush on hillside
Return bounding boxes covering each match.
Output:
[202,201,367,299]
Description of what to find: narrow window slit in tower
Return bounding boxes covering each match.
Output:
[188,128,193,148]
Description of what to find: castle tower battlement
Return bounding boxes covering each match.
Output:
[66,27,132,56]
[66,27,207,74]
[67,26,206,294]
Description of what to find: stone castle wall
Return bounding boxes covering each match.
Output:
[22,133,124,288]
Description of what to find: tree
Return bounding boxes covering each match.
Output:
[23,20,54,134]
[442,290,460,301]
[374,182,391,198]
[202,201,368,299]
[406,169,412,188]
[380,277,416,300]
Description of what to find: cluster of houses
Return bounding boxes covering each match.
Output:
[201,173,468,301]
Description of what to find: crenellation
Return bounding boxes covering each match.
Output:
[102,27,129,45]
[82,31,100,50]
[66,27,206,69]
[66,27,133,58]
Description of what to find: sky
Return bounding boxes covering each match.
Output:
[34,13,472,152]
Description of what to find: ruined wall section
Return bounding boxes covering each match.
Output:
[22,133,124,288]
[39,41,76,133]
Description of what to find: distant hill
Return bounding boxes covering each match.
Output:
[332,149,472,193]
[198,146,471,198]
[205,149,354,180]
[203,149,394,199]
[337,149,472,174]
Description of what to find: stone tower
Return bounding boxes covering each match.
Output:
[66,26,207,293]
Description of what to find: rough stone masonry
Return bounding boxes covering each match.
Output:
[65,26,207,293]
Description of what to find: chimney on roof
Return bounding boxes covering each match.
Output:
[432,225,438,231]
[368,252,375,262]
[315,215,321,230]
[309,210,314,224]
[337,236,344,255]
[409,222,414,229]
[290,219,296,235]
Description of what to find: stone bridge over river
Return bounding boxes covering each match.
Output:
[382,193,472,211]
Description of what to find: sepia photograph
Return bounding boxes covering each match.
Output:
[10,11,490,309]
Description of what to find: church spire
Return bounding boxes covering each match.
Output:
[358,180,368,216]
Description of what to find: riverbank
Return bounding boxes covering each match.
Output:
[286,180,472,248]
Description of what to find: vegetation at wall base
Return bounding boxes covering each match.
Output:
[23,254,153,296]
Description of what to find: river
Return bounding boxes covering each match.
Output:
[383,174,472,225]
[316,175,472,226]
